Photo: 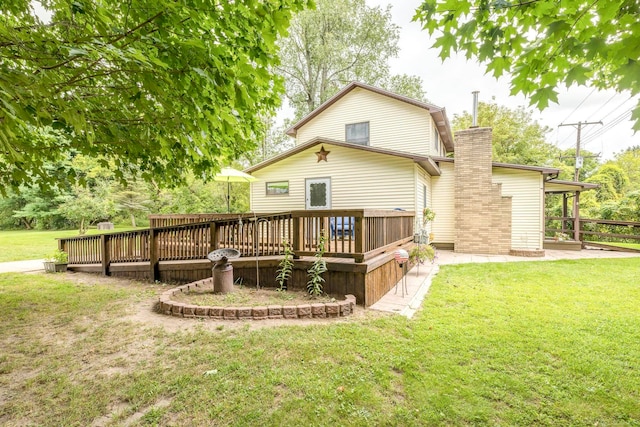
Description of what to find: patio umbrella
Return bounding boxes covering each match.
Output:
[213,167,257,213]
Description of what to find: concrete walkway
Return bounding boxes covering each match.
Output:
[369,248,640,318]
[0,259,45,274]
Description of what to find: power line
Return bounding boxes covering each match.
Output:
[580,94,635,140]
[559,87,596,124]
[586,92,617,121]
[581,108,633,145]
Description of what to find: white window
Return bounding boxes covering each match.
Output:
[346,122,369,145]
[433,126,439,152]
[266,181,289,196]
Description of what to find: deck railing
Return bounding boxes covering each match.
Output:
[291,209,414,262]
[546,216,640,245]
[148,213,255,228]
[59,210,415,279]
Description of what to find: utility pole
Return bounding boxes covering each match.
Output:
[558,121,602,181]
[557,120,602,241]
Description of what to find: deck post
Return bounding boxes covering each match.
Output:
[101,234,111,276]
[149,228,159,282]
[354,215,364,262]
[562,194,568,235]
[292,215,302,259]
[573,191,581,241]
[210,221,219,252]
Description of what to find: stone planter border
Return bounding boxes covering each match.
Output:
[156,277,356,320]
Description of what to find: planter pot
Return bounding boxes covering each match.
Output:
[414,234,428,244]
[44,262,68,273]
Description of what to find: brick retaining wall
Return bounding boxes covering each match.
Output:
[156,277,356,320]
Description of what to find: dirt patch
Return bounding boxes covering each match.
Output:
[50,271,388,333]
[171,284,341,307]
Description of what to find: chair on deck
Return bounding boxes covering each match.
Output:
[330,216,355,239]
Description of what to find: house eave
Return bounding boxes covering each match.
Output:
[545,179,599,193]
[245,136,441,176]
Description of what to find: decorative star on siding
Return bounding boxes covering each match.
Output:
[315,145,330,162]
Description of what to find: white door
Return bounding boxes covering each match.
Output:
[306,178,331,209]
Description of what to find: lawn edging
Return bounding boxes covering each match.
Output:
[156,277,356,320]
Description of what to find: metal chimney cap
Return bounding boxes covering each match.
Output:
[471,91,480,128]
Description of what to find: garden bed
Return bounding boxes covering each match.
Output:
[156,277,356,320]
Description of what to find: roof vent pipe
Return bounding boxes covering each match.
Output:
[471,91,479,128]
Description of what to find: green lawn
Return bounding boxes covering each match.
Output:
[0,227,135,262]
[594,241,640,250]
[1,258,639,426]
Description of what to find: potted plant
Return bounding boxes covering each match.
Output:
[43,249,69,273]
[414,208,436,244]
[409,244,436,265]
[554,232,570,242]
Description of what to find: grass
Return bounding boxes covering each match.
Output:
[592,241,640,250]
[1,258,639,426]
[0,227,135,262]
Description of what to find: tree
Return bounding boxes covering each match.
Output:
[242,117,295,165]
[10,185,70,230]
[414,0,640,130]
[452,101,556,165]
[586,164,629,202]
[613,146,640,191]
[278,0,426,118]
[556,147,600,181]
[58,186,115,234]
[383,74,429,103]
[113,187,152,228]
[0,0,310,190]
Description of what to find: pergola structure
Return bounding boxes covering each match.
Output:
[545,179,599,241]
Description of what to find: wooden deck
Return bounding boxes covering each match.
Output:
[69,248,414,307]
[61,210,417,307]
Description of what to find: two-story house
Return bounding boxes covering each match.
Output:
[245,82,590,255]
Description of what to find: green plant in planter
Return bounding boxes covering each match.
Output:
[409,244,435,265]
[276,240,294,291]
[415,207,437,244]
[422,207,436,225]
[46,249,69,264]
[307,232,327,297]
[44,249,69,273]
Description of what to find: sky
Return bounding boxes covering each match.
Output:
[361,0,640,161]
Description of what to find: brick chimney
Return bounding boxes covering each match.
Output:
[454,127,512,254]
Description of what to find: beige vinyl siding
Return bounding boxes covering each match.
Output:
[492,168,544,250]
[430,162,455,243]
[415,165,432,231]
[251,144,417,212]
[295,87,438,156]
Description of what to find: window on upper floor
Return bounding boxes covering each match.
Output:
[345,122,369,145]
[433,126,439,153]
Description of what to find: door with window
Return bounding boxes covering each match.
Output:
[305,178,331,209]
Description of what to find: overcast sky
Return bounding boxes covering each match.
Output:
[363,0,639,161]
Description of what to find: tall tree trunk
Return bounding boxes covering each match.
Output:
[130,212,137,228]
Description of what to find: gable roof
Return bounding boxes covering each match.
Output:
[284,82,455,153]
[245,136,442,176]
